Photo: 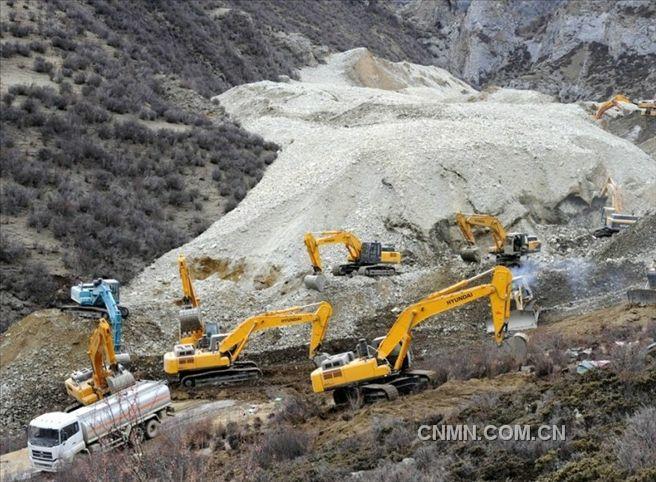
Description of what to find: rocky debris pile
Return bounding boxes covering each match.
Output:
[123,48,654,352]
[0,311,88,435]
[397,0,656,101]
[2,49,654,436]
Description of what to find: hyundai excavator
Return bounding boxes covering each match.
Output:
[64,318,135,408]
[593,177,639,237]
[303,231,402,291]
[311,266,529,406]
[455,213,541,266]
[164,302,333,388]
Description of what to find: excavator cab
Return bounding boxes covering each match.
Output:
[196,322,220,349]
[359,242,383,264]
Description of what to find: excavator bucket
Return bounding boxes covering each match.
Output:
[304,273,327,292]
[501,333,529,363]
[460,246,482,263]
[179,307,202,335]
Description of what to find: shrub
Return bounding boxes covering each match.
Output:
[612,406,656,473]
[20,261,56,304]
[33,56,54,74]
[610,343,646,380]
[251,426,309,468]
[73,71,86,84]
[0,234,26,263]
[274,393,317,424]
[372,416,416,456]
[1,41,31,57]
[8,23,31,38]
[51,35,76,51]
[1,182,31,215]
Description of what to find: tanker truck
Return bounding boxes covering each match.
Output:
[28,380,172,472]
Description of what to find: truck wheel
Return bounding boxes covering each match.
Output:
[145,419,160,439]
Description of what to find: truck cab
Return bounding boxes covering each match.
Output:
[28,412,85,472]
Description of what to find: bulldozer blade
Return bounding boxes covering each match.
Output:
[304,273,327,292]
[460,246,482,263]
[486,309,539,334]
[627,289,656,306]
[507,308,539,331]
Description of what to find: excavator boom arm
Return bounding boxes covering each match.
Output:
[178,253,200,308]
[595,94,632,120]
[89,318,117,390]
[600,177,623,212]
[456,213,507,252]
[218,302,333,361]
[97,283,123,351]
[304,231,363,272]
[376,267,513,370]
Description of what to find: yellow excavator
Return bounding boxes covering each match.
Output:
[455,213,541,266]
[64,318,135,407]
[303,231,402,291]
[593,177,639,237]
[594,94,633,120]
[164,302,333,388]
[311,266,529,405]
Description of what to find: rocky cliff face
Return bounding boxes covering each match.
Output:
[398,0,656,101]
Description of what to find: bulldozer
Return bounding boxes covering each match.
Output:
[64,318,135,408]
[455,213,541,267]
[593,177,639,237]
[311,266,531,406]
[164,302,333,388]
[303,230,402,291]
[627,266,656,306]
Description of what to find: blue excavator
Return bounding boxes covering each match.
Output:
[63,279,128,351]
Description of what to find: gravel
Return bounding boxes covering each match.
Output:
[123,48,655,353]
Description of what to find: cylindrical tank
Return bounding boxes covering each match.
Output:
[74,380,171,443]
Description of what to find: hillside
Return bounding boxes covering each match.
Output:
[0,3,655,481]
[122,48,654,349]
[398,0,656,101]
[0,0,431,330]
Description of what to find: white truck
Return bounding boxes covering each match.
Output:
[28,380,172,472]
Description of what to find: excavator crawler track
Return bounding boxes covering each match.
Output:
[179,361,262,388]
[61,305,130,319]
[333,370,436,407]
[334,263,397,277]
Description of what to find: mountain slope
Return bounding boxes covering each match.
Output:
[398,0,656,101]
